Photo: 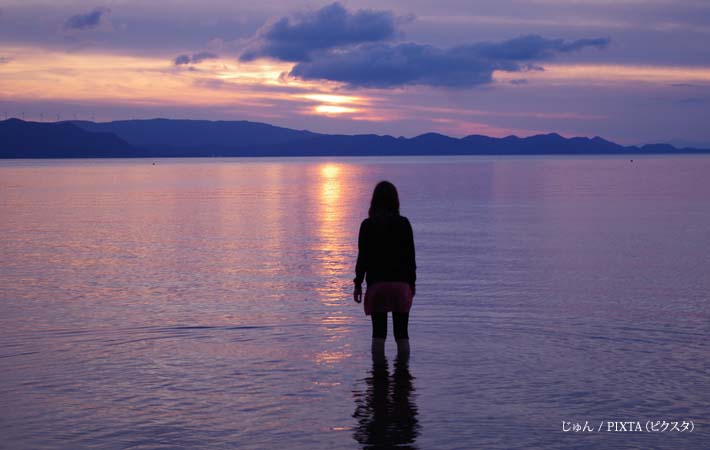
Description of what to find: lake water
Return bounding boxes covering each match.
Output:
[1,156,708,449]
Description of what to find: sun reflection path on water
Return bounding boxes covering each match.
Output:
[312,162,363,366]
[316,162,348,307]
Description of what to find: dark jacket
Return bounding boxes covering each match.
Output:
[354,214,416,289]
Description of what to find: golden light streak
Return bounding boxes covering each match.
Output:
[297,93,370,117]
[495,64,710,84]
[214,61,292,85]
[314,105,358,114]
[299,93,366,104]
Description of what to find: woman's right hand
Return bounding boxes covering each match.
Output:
[353,283,362,303]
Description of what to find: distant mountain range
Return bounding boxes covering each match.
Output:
[1,118,708,158]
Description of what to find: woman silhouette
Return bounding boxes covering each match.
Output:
[354,181,416,356]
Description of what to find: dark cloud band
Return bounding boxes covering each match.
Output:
[174,52,219,66]
[288,36,610,88]
[63,7,111,31]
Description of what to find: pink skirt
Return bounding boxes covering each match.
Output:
[364,282,413,316]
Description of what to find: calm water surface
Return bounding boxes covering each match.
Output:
[1,156,709,449]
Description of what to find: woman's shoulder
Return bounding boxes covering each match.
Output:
[398,215,412,226]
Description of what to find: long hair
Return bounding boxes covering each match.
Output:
[368,181,400,218]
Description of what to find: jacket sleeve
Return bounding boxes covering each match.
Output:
[354,219,368,285]
[404,218,416,287]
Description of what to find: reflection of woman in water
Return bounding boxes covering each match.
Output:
[353,181,416,355]
[352,354,419,449]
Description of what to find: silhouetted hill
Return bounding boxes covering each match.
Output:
[255,131,707,156]
[1,118,708,158]
[457,133,627,154]
[0,119,135,158]
[72,118,319,155]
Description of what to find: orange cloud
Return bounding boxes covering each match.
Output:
[495,63,710,85]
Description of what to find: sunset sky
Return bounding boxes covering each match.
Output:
[1,0,709,146]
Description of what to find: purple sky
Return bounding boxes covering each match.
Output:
[1,0,709,146]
